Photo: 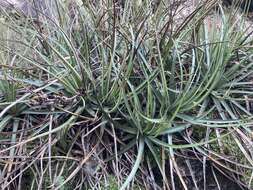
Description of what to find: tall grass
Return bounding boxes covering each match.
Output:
[0,0,253,189]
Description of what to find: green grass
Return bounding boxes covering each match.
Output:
[0,0,253,189]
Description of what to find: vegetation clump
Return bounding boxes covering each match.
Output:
[0,0,253,189]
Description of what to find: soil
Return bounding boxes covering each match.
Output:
[173,158,246,190]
